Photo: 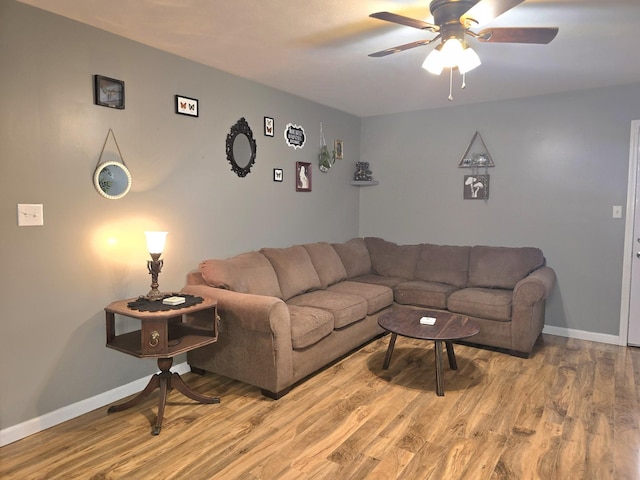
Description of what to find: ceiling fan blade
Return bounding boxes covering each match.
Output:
[370,12,437,31]
[477,27,559,44]
[461,0,524,27]
[369,37,439,58]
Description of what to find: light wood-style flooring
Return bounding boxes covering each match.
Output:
[2,334,640,479]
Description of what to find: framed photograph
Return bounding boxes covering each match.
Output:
[264,116,274,137]
[273,168,283,182]
[464,174,490,200]
[175,95,199,117]
[296,162,312,192]
[334,139,343,159]
[94,75,124,109]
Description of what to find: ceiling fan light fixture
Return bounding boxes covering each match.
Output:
[458,46,481,74]
[440,38,465,68]
[422,47,444,75]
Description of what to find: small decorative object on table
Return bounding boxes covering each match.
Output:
[354,161,373,182]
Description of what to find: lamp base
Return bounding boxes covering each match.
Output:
[146,288,164,301]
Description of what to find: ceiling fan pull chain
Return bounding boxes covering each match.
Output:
[448,68,454,101]
[461,72,466,89]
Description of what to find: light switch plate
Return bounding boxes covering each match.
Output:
[17,204,44,226]
[613,205,623,219]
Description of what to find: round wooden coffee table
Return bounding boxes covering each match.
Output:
[378,309,479,396]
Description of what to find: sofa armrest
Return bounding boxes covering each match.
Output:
[181,283,294,395]
[513,266,556,306]
[181,284,291,337]
[510,266,556,355]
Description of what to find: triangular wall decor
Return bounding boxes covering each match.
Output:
[458,131,495,168]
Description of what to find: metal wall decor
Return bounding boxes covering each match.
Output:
[459,131,493,201]
[225,117,257,177]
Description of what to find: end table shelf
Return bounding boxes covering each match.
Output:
[104,295,221,435]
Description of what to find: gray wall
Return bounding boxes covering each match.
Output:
[0,1,361,429]
[360,85,640,337]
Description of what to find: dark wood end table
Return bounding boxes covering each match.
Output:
[378,309,479,396]
[105,295,220,435]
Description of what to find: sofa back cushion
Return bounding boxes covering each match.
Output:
[261,245,322,300]
[467,246,545,289]
[303,242,348,288]
[415,244,470,288]
[199,251,283,298]
[331,238,372,278]
[364,237,420,280]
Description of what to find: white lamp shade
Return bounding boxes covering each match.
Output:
[441,38,464,68]
[458,47,481,74]
[145,231,168,254]
[422,48,444,75]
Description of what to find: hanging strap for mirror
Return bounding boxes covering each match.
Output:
[96,128,127,168]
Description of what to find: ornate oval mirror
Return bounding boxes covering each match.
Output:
[226,117,257,177]
[93,161,132,199]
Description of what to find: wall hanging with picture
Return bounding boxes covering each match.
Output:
[459,131,494,201]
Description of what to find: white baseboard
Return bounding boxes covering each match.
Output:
[0,362,190,447]
[542,325,623,346]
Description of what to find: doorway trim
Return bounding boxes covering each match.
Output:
[620,120,640,345]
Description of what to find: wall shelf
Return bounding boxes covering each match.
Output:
[351,180,379,186]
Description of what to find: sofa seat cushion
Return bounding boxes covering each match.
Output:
[332,238,372,278]
[351,274,408,288]
[327,281,393,315]
[261,245,322,301]
[199,251,283,298]
[394,281,459,309]
[288,305,335,350]
[303,242,347,288]
[415,244,470,288]
[365,237,421,279]
[468,246,545,289]
[447,287,513,322]
[287,290,367,329]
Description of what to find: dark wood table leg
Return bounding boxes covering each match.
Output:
[445,341,457,370]
[434,340,445,396]
[382,333,398,370]
[108,357,220,435]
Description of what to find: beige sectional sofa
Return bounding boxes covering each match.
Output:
[181,237,555,399]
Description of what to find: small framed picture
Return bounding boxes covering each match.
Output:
[464,174,490,200]
[94,75,124,109]
[175,95,199,117]
[296,162,312,192]
[334,139,343,159]
[264,116,274,137]
[273,168,283,182]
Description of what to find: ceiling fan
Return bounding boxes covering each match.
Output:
[369,0,559,98]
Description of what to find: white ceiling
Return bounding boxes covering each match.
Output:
[17,0,640,118]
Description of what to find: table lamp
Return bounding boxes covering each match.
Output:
[145,231,168,300]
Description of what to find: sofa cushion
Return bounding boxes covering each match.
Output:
[351,273,408,288]
[331,238,372,278]
[327,281,393,315]
[467,246,544,289]
[287,290,368,329]
[261,245,322,301]
[364,237,420,279]
[199,251,283,298]
[415,244,470,288]
[303,242,348,288]
[394,280,459,309]
[288,305,335,350]
[447,287,512,321]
